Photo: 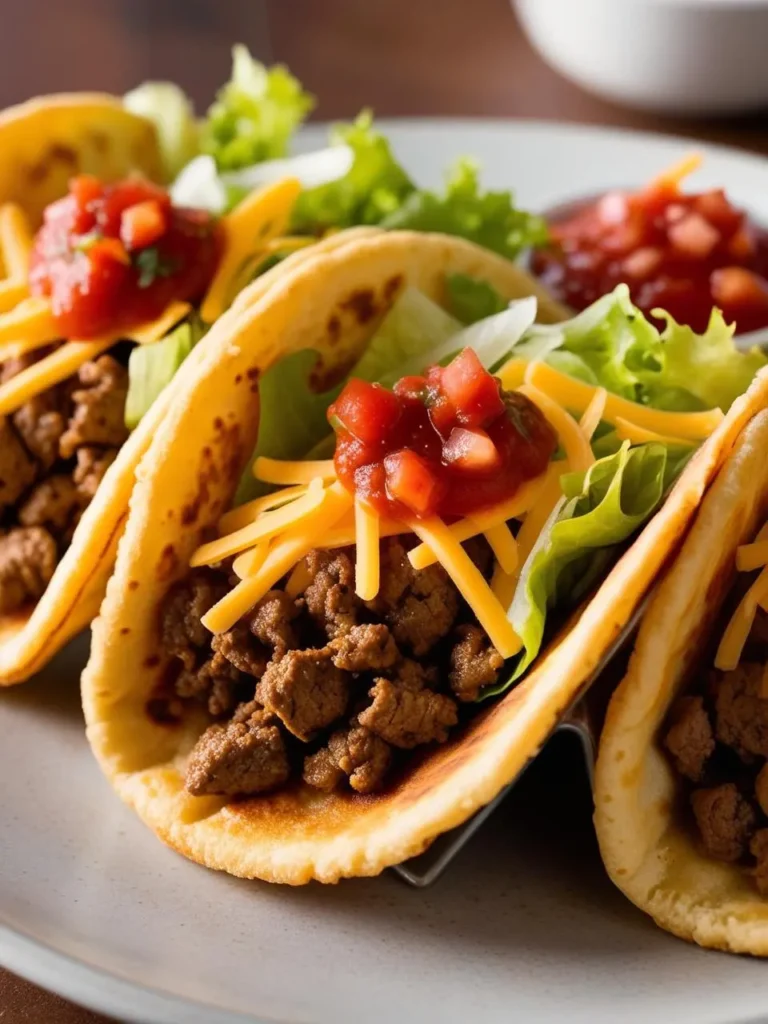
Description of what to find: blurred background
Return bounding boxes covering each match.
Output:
[0,0,765,153]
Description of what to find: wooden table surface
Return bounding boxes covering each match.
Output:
[1,0,766,1021]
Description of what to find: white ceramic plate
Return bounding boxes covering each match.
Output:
[3,121,768,1024]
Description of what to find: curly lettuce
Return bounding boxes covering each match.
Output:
[291,111,414,233]
[381,158,549,260]
[202,45,314,171]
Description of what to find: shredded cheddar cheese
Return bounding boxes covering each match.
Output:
[519,374,594,472]
[219,484,308,534]
[407,516,522,659]
[613,416,694,448]
[483,522,518,575]
[191,478,325,567]
[253,457,337,486]
[354,497,380,601]
[524,360,723,441]
[579,387,607,442]
[716,521,768,671]
[0,203,32,281]
[408,471,548,571]
[0,337,115,417]
[202,482,353,633]
[200,177,301,324]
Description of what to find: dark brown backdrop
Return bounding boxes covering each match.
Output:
[1,0,767,1021]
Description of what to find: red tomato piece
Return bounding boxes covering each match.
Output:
[120,200,168,251]
[442,427,501,471]
[667,212,720,258]
[711,267,768,309]
[329,378,401,445]
[440,348,504,428]
[384,449,444,517]
[393,375,428,403]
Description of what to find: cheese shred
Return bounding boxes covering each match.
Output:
[354,498,380,601]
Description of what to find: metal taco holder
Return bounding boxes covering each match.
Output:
[392,596,648,888]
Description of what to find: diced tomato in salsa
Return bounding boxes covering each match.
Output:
[531,181,768,334]
[328,348,557,519]
[29,175,222,339]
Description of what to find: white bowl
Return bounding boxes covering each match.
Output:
[514,0,768,116]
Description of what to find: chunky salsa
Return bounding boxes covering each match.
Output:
[532,179,768,335]
[329,348,557,519]
[30,176,222,339]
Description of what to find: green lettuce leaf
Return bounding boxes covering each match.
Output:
[125,316,206,429]
[446,272,507,324]
[637,307,767,411]
[291,111,414,233]
[234,350,340,504]
[123,82,200,181]
[481,442,668,695]
[353,287,461,386]
[381,158,549,260]
[514,283,766,411]
[202,45,314,171]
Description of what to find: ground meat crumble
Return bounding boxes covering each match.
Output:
[0,350,127,614]
[153,536,505,798]
[664,649,768,894]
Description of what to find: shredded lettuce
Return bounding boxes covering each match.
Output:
[291,111,414,234]
[479,442,669,695]
[125,317,206,429]
[492,282,766,412]
[381,158,549,261]
[234,350,339,504]
[124,82,199,181]
[201,46,314,171]
[447,273,507,324]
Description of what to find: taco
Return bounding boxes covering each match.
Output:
[594,403,768,955]
[0,87,341,685]
[80,224,768,884]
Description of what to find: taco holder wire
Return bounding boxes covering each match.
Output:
[392,596,649,888]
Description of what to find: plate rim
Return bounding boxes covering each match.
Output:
[2,115,767,1024]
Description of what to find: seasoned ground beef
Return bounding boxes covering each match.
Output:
[367,539,458,655]
[185,704,289,796]
[665,636,768,893]
[449,624,504,702]
[358,677,458,749]
[0,346,130,616]
[301,548,360,639]
[690,784,756,862]
[161,571,228,670]
[161,530,507,800]
[13,396,65,471]
[175,652,245,717]
[256,647,349,740]
[59,356,129,458]
[663,695,715,783]
[751,830,768,896]
[328,623,398,673]
[0,527,57,613]
[713,664,768,760]
[304,722,392,794]
[211,623,269,679]
[0,417,38,508]
[19,474,81,538]
[73,447,118,502]
[248,590,299,652]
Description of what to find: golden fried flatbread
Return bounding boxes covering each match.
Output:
[82,227,768,883]
[595,407,768,955]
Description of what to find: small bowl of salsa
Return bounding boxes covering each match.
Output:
[530,155,768,338]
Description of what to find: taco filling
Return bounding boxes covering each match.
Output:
[143,282,762,801]
[663,521,768,895]
[0,166,308,617]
